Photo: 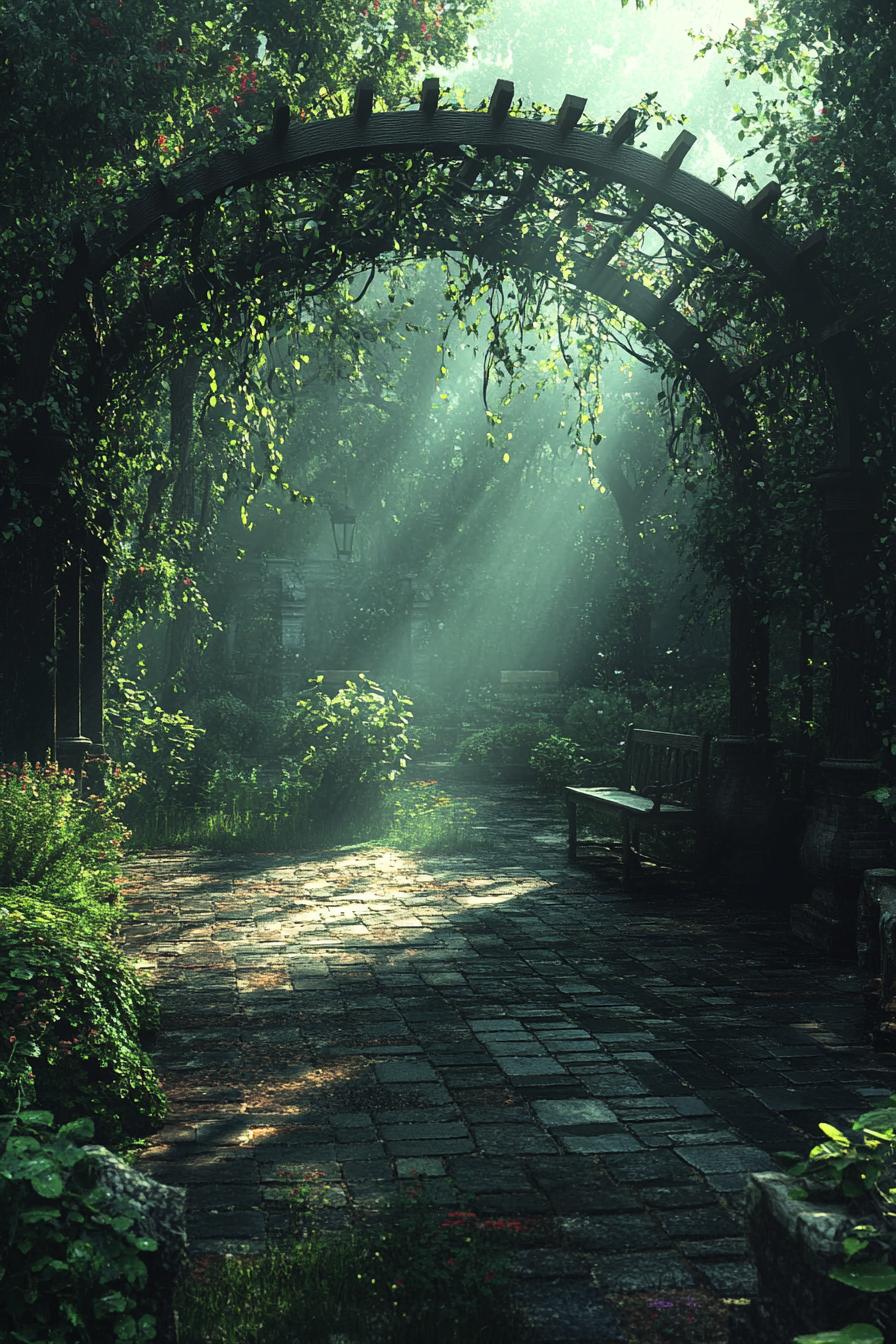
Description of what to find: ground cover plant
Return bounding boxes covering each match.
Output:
[0,759,164,1143]
[127,676,417,851]
[175,1188,522,1344]
[0,1109,162,1344]
[0,757,169,1341]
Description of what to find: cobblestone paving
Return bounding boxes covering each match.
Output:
[123,785,895,1333]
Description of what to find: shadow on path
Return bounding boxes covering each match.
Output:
[122,782,894,1322]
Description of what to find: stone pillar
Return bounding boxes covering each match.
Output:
[707,736,787,894]
[793,467,889,953]
[794,761,891,955]
[264,557,307,700]
[706,577,779,891]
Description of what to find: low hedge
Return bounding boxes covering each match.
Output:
[0,889,165,1145]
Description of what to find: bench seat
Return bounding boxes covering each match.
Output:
[566,786,696,821]
[566,726,711,889]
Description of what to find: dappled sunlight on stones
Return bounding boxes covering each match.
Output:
[122,782,895,1319]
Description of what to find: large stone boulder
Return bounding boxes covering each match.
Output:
[85,1146,187,1344]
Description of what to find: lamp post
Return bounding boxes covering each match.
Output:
[328,499,356,560]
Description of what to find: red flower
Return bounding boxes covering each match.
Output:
[183,576,192,586]
[809,134,821,144]
[138,564,146,574]
[155,133,168,150]
[206,104,222,117]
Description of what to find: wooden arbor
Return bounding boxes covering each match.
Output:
[6,78,876,791]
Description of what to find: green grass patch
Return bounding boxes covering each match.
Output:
[128,782,486,857]
[176,1191,521,1344]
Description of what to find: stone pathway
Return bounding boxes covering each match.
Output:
[123,783,895,1333]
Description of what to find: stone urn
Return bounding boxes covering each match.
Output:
[729,1171,896,1343]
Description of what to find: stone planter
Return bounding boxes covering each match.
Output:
[729,1172,896,1343]
[856,868,896,1049]
[793,760,892,956]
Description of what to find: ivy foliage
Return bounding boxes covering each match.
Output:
[0,888,165,1144]
[0,1109,160,1344]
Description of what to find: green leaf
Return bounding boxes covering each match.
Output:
[58,1117,94,1142]
[18,1111,54,1128]
[794,1327,884,1344]
[30,1168,64,1199]
[829,1261,896,1292]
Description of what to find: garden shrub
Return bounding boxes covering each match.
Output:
[106,675,203,808]
[283,675,416,825]
[529,734,590,791]
[0,1108,160,1344]
[0,889,165,1143]
[563,687,633,766]
[0,759,134,924]
[453,719,549,770]
[197,692,281,757]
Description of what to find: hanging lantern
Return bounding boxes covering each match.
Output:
[328,500,356,559]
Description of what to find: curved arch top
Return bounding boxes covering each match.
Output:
[16,82,861,469]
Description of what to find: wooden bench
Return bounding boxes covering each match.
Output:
[566,726,711,889]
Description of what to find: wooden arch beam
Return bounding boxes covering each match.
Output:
[16,82,859,468]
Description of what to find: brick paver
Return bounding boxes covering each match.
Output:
[123,783,895,1324]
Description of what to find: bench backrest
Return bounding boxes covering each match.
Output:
[623,726,711,808]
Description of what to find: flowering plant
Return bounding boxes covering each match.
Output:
[0,758,134,923]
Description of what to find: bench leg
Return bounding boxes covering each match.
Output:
[621,820,642,891]
[566,795,578,863]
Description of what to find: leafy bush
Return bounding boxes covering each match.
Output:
[563,677,729,768]
[106,675,204,806]
[0,760,135,923]
[563,689,633,766]
[0,889,165,1143]
[284,676,416,823]
[529,734,590,791]
[0,1108,160,1344]
[453,720,549,770]
[130,679,418,851]
[197,692,282,757]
